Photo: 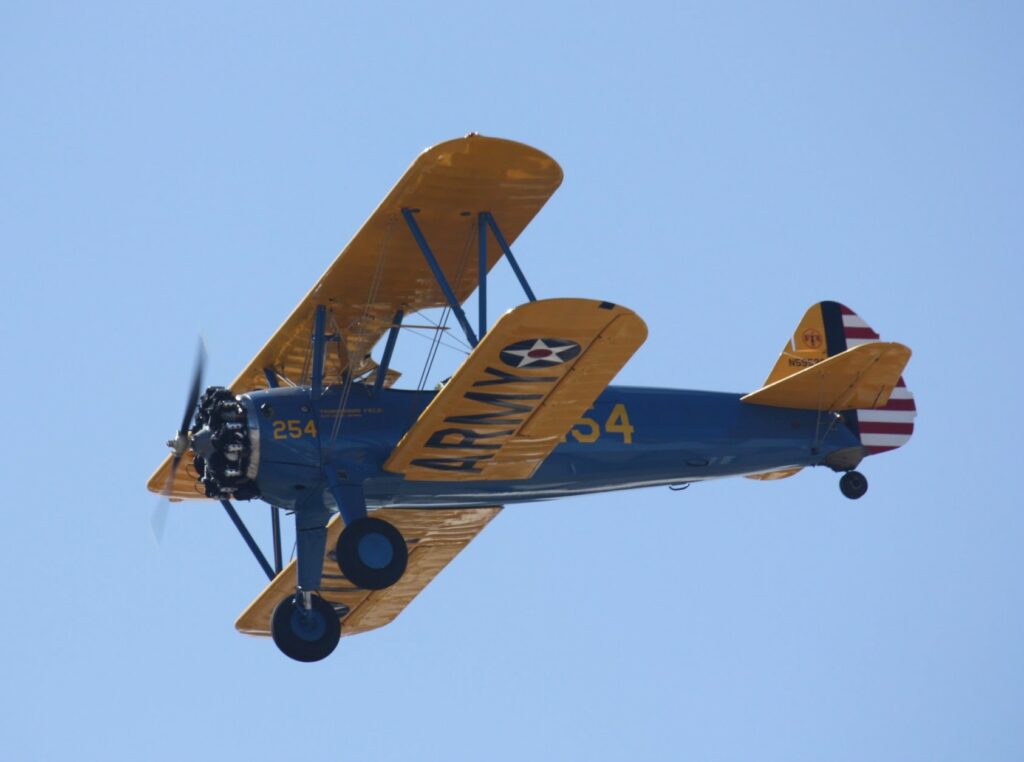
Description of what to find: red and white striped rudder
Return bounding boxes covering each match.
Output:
[838,304,916,454]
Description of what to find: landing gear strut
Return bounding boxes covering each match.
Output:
[839,470,868,500]
[336,517,408,590]
[271,592,341,662]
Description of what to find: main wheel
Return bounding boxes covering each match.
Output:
[271,593,340,662]
[336,516,408,590]
[839,470,868,500]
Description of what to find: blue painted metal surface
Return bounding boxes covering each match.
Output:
[374,309,403,397]
[481,212,536,302]
[324,466,369,525]
[311,305,327,400]
[244,382,860,513]
[358,533,393,569]
[478,213,488,339]
[220,500,276,581]
[295,509,329,591]
[263,368,278,388]
[270,505,282,574]
[401,208,479,348]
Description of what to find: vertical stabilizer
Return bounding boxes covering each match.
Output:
[764,302,916,455]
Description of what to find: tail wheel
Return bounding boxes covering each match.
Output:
[271,594,340,662]
[839,470,868,500]
[336,517,408,590]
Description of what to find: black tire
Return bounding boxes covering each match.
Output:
[839,470,868,500]
[270,593,340,662]
[336,517,408,590]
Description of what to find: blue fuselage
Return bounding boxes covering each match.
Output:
[242,383,860,511]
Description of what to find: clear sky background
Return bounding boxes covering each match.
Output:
[2,3,1022,760]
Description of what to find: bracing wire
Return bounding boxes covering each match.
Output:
[414,219,477,391]
[400,325,472,355]
[417,305,450,391]
[411,308,473,351]
[328,215,394,443]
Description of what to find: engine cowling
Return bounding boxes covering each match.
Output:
[191,387,260,500]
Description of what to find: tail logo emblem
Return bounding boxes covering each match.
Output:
[500,338,581,369]
[802,329,823,349]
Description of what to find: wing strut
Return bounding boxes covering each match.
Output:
[221,499,276,582]
[402,208,480,348]
[373,309,404,397]
[474,212,537,338]
[478,212,488,339]
[400,208,540,349]
[270,504,283,575]
[480,212,536,303]
[311,305,328,399]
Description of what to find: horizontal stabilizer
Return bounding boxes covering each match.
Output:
[236,507,500,638]
[741,341,911,412]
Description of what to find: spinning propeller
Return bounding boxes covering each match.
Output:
[152,339,207,542]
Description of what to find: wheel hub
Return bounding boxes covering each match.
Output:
[290,607,327,642]
[358,533,394,569]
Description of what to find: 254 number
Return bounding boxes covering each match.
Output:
[272,419,318,440]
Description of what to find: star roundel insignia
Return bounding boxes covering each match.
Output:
[499,338,582,369]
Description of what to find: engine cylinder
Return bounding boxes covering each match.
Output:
[192,387,260,500]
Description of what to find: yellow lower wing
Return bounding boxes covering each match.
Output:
[741,341,911,411]
[384,298,647,481]
[236,507,500,638]
[745,467,804,481]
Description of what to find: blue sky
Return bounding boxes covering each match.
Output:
[2,2,1022,760]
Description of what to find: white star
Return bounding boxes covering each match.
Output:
[502,339,577,368]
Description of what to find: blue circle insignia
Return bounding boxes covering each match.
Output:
[499,338,581,369]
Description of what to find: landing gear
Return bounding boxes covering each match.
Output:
[839,470,868,500]
[271,592,341,662]
[336,517,408,590]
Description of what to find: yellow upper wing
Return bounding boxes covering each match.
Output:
[384,298,648,481]
[741,341,912,411]
[148,135,563,498]
[230,134,563,394]
[235,507,501,638]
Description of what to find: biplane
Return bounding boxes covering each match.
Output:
[148,135,916,662]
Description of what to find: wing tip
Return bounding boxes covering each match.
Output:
[419,133,564,186]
